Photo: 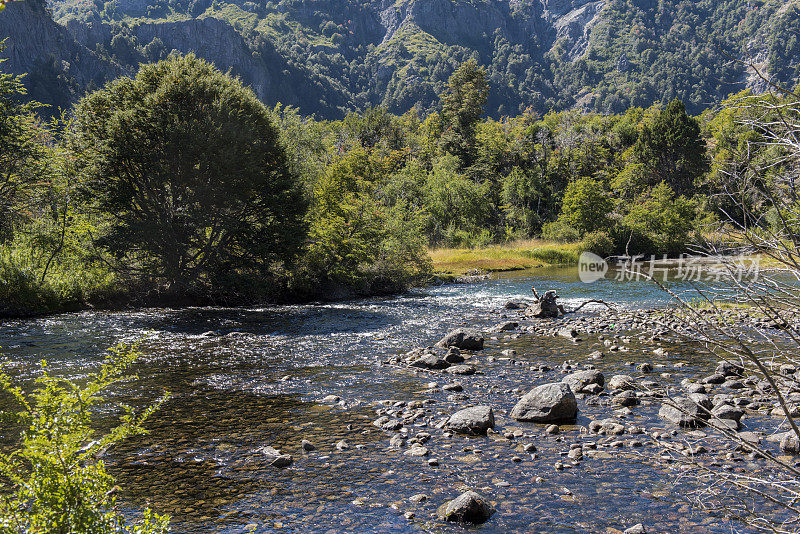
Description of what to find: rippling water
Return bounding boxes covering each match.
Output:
[0,267,779,533]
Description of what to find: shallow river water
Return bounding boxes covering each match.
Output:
[0,267,785,533]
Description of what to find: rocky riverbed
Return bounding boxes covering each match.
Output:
[2,269,798,533]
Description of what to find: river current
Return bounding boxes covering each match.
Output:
[0,267,778,533]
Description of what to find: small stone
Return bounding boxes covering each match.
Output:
[409,494,428,503]
[624,524,647,534]
[301,440,315,451]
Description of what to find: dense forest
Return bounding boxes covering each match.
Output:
[1,51,794,316]
[1,0,799,118]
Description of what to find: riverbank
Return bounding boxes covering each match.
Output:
[429,239,584,276]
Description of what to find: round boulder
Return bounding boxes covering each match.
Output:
[510,383,578,423]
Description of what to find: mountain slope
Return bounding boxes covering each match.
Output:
[2,0,798,117]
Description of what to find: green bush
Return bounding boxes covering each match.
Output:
[0,345,169,534]
[541,220,581,243]
[582,231,615,257]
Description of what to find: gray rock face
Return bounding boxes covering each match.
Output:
[409,353,450,370]
[436,329,485,351]
[437,490,495,524]
[658,397,711,427]
[563,369,604,393]
[510,383,578,423]
[446,406,495,435]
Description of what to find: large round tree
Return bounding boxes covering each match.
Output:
[70,54,306,293]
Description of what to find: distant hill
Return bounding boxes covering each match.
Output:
[2,0,799,117]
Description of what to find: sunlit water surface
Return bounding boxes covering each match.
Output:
[0,267,785,533]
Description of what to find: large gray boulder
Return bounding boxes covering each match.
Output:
[409,353,450,370]
[437,329,485,351]
[510,383,578,423]
[438,490,495,524]
[658,397,711,427]
[446,406,495,435]
[563,369,604,393]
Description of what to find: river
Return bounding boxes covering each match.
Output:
[0,266,781,533]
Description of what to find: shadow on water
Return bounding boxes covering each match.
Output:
[0,266,793,533]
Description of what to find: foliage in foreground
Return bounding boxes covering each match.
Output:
[0,345,169,534]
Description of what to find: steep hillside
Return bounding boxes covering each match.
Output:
[2,0,799,116]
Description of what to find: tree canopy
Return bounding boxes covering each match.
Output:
[70,54,306,292]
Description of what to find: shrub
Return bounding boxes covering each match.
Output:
[0,344,169,534]
[582,231,615,257]
[541,220,581,243]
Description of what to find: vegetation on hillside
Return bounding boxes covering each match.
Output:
[9,0,798,118]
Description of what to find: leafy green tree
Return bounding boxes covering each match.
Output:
[622,181,697,255]
[631,99,709,195]
[70,54,306,292]
[438,61,489,167]
[556,176,613,235]
[0,344,169,534]
[0,53,48,243]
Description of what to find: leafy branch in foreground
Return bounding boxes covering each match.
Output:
[0,344,170,534]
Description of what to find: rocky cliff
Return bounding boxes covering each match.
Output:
[1,0,798,117]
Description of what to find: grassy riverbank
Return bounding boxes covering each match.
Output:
[429,239,584,276]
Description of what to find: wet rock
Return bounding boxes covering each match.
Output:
[510,383,578,423]
[780,432,800,453]
[443,383,463,392]
[389,435,406,448]
[545,424,559,434]
[624,524,647,534]
[716,360,744,377]
[559,328,579,339]
[270,454,293,468]
[409,493,428,503]
[320,395,341,403]
[563,369,604,394]
[711,403,744,422]
[444,352,465,364]
[609,375,635,391]
[437,490,495,524]
[658,397,710,427]
[446,364,476,375]
[637,363,653,374]
[404,445,430,457]
[702,373,726,385]
[504,300,528,310]
[446,406,495,435]
[497,321,519,332]
[410,354,450,370]
[611,390,639,407]
[588,418,625,435]
[437,329,485,351]
[382,419,404,431]
[336,440,350,450]
[301,440,315,451]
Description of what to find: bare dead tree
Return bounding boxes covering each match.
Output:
[638,79,800,533]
